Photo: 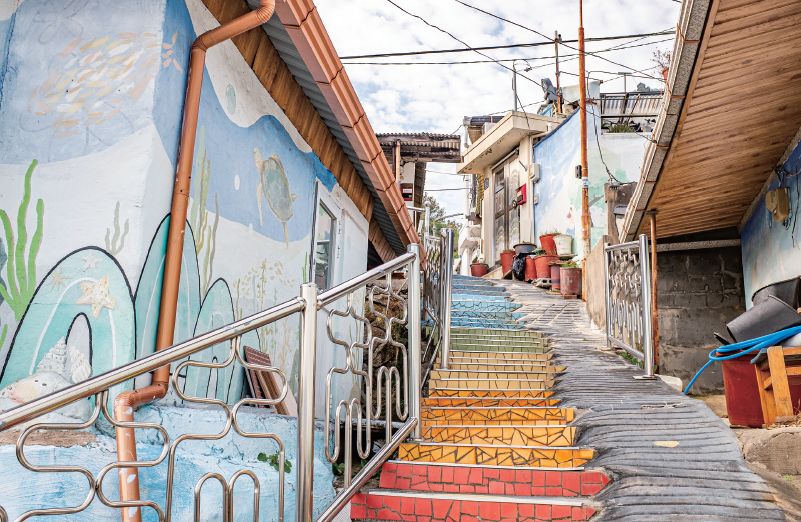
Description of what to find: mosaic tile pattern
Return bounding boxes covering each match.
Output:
[422,398,560,409]
[429,389,552,399]
[447,352,553,362]
[446,364,565,373]
[423,426,575,447]
[376,463,611,497]
[439,345,549,354]
[430,371,560,382]
[452,301,522,312]
[350,494,595,522]
[398,443,594,468]
[450,328,543,339]
[429,378,555,391]
[422,407,573,423]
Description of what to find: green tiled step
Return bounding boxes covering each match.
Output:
[423,425,576,446]
[446,350,553,362]
[443,362,566,372]
[439,344,551,355]
[450,328,543,339]
[422,406,574,422]
[450,338,549,349]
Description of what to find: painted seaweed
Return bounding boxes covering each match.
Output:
[105,201,130,255]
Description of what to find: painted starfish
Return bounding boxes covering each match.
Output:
[76,275,117,318]
[49,267,71,290]
[81,252,102,272]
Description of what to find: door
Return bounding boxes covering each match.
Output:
[492,154,520,263]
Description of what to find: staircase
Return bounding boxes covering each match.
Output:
[352,275,609,522]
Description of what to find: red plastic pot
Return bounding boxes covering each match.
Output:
[722,354,801,427]
[500,251,515,274]
[560,267,582,296]
[534,255,559,279]
[539,234,558,255]
[550,264,562,292]
[524,257,537,281]
[470,263,489,277]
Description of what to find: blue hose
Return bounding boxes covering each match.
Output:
[683,325,801,394]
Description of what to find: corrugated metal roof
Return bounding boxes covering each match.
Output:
[249,8,406,255]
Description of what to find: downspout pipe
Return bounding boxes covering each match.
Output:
[113,2,276,521]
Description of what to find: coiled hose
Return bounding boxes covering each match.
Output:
[683,325,801,394]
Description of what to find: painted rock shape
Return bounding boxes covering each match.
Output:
[254,148,297,247]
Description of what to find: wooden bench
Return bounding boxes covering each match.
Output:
[753,346,801,425]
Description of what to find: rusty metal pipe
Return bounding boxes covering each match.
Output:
[114,2,275,521]
[578,0,590,300]
[648,211,660,370]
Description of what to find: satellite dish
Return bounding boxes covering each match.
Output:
[541,78,558,103]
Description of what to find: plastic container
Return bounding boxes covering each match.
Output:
[752,277,801,309]
[727,295,801,343]
[722,353,801,427]
[550,264,562,291]
[554,234,572,256]
[561,267,582,296]
[513,243,538,256]
[534,254,559,279]
[500,250,515,274]
[524,257,537,281]
[470,263,488,277]
[539,234,558,255]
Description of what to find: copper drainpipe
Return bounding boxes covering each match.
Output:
[113,2,276,521]
[578,0,590,301]
[647,210,660,371]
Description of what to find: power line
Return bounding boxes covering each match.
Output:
[384,0,543,87]
[339,30,674,59]
[451,0,662,80]
[425,187,470,191]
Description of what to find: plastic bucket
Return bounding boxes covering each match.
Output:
[722,352,801,427]
[500,251,515,274]
[554,234,573,256]
[727,295,801,343]
[524,257,537,281]
[470,264,488,277]
[539,234,558,255]
[561,267,582,296]
[550,264,562,291]
[534,255,559,279]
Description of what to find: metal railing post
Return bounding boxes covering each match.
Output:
[297,283,318,522]
[603,243,612,351]
[638,234,655,379]
[407,244,423,440]
[439,229,454,370]
[424,201,431,238]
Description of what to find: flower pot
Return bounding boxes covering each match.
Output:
[661,67,669,81]
[500,251,515,274]
[539,234,558,255]
[534,254,559,279]
[513,242,538,255]
[470,263,489,277]
[554,234,572,256]
[560,267,582,296]
[524,256,538,281]
[550,264,562,292]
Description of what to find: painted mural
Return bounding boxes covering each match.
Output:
[533,108,646,252]
[0,0,368,416]
[741,140,801,308]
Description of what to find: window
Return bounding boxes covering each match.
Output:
[314,204,335,290]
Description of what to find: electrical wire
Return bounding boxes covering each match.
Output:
[451,0,664,80]
[339,30,675,59]
[384,0,543,87]
[425,187,470,191]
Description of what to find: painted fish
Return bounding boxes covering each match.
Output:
[254,148,296,247]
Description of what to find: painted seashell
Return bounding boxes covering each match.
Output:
[36,338,68,374]
[69,346,92,383]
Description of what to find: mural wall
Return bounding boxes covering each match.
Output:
[533,108,646,252]
[0,0,368,415]
[741,139,801,308]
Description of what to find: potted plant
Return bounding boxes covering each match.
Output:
[534,252,560,279]
[513,242,537,256]
[553,234,572,256]
[470,262,489,277]
[549,260,565,291]
[560,260,582,296]
[500,249,516,274]
[652,49,671,82]
[538,229,559,254]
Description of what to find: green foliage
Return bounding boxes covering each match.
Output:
[332,462,345,476]
[423,194,458,239]
[0,159,44,321]
[609,124,635,133]
[258,451,292,473]
[105,201,130,255]
[562,260,581,268]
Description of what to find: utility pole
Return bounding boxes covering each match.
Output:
[579,0,590,299]
[554,31,562,113]
[618,72,631,93]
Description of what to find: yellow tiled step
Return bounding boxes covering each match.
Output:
[430,370,560,382]
[422,406,574,423]
[428,389,553,399]
[429,378,555,390]
[421,397,561,408]
[441,363,566,372]
[398,442,594,468]
[423,425,576,447]
[443,351,553,362]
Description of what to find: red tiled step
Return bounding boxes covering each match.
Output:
[350,491,595,522]
[378,462,610,497]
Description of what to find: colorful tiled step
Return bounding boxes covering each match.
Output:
[430,370,559,382]
[444,363,564,372]
[422,397,560,408]
[450,328,543,338]
[428,378,555,391]
[429,389,554,399]
[376,462,611,497]
[351,491,595,522]
[422,407,574,423]
[423,425,575,446]
[439,345,550,355]
[449,341,549,351]
[398,443,594,468]
[446,351,553,362]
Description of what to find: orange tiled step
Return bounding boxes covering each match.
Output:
[443,351,553,362]
[428,378,555,391]
[398,442,594,468]
[375,461,610,497]
[422,397,561,408]
[423,425,575,446]
[430,370,560,381]
[422,406,574,423]
[350,490,595,522]
[428,389,553,399]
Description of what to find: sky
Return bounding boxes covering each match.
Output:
[314,0,682,223]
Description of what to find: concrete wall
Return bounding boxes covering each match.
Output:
[0,0,367,415]
[583,235,610,330]
[532,109,646,255]
[741,139,801,308]
[657,247,746,393]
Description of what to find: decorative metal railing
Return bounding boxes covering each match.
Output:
[423,229,454,371]
[0,245,426,522]
[604,234,656,379]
